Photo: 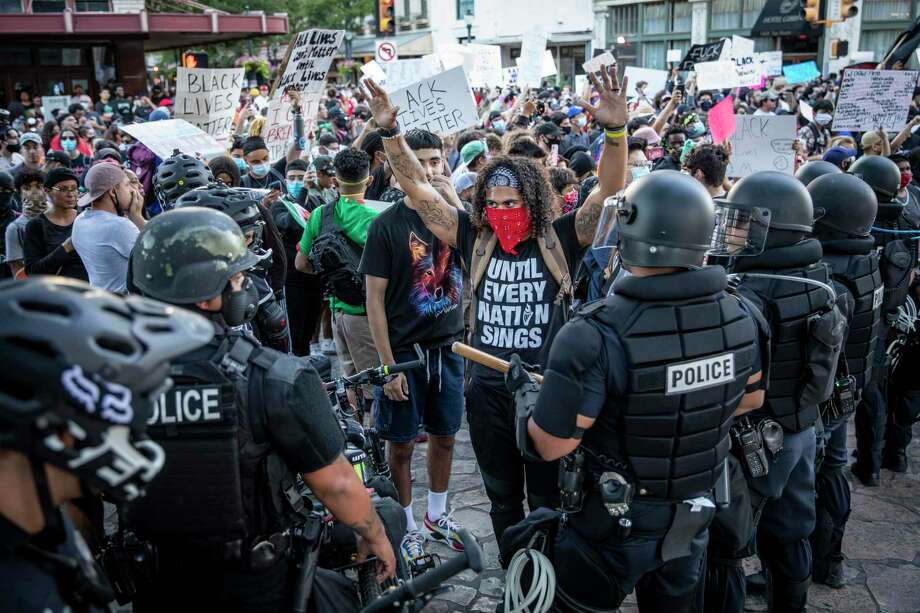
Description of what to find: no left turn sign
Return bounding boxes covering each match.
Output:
[375,40,398,64]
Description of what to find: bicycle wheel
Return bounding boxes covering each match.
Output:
[358,564,383,606]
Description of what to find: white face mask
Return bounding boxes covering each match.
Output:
[815,112,832,126]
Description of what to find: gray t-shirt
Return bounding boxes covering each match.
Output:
[72,209,138,293]
[4,214,31,265]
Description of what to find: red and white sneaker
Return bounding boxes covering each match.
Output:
[423,511,465,551]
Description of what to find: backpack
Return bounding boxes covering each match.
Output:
[308,203,366,305]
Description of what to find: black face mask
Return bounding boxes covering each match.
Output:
[221,275,259,326]
[562,126,572,134]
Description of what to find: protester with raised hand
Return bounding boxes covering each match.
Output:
[362,62,627,552]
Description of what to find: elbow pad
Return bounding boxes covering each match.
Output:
[256,298,291,353]
[532,318,602,439]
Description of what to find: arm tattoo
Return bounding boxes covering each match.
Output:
[575,198,603,245]
[384,138,426,184]
[418,198,457,231]
[347,509,383,540]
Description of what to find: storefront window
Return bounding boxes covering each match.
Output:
[31,0,64,12]
[753,36,775,52]
[672,1,692,32]
[711,0,740,30]
[860,29,900,61]
[0,46,30,65]
[0,0,22,12]
[644,2,668,34]
[75,0,110,10]
[741,0,767,27]
[456,0,473,19]
[669,39,690,62]
[863,0,911,21]
[39,48,85,66]
[610,5,639,36]
[643,41,667,69]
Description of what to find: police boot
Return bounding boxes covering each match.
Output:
[850,461,880,487]
[765,567,809,613]
[882,448,908,473]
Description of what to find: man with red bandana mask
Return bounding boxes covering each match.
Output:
[362,64,629,551]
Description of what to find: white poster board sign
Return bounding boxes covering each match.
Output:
[277,29,344,94]
[624,67,669,98]
[384,57,443,92]
[360,60,388,84]
[262,93,320,163]
[732,55,765,88]
[694,60,740,90]
[730,35,755,58]
[502,66,519,86]
[174,67,245,146]
[727,115,796,177]
[517,28,547,87]
[583,51,616,74]
[754,51,783,77]
[666,49,682,63]
[437,43,503,88]
[41,95,71,122]
[120,119,224,161]
[832,69,919,132]
[390,66,478,136]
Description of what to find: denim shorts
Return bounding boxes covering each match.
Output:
[372,346,464,443]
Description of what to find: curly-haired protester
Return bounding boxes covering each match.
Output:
[362,63,629,552]
[684,143,731,197]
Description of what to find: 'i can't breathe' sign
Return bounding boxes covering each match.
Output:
[389,66,478,136]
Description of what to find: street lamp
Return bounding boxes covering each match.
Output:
[464,10,474,45]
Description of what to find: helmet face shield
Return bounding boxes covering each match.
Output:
[592,193,625,256]
[709,201,771,258]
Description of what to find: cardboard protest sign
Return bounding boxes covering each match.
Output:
[276,29,344,94]
[261,93,321,163]
[754,51,783,77]
[782,61,821,84]
[437,43,503,88]
[727,115,796,177]
[694,60,740,90]
[174,67,245,146]
[832,69,919,132]
[730,35,755,58]
[666,49,682,63]
[502,67,519,86]
[389,66,478,136]
[624,67,668,98]
[708,96,736,144]
[360,60,388,84]
[517,28,547,87]
[120,119,224,161]
[583,51,616,74]
[384,57,443,92]
[799,99,814,123]
[731,55,765,88]
[678,40,726,72]
[41,95,70,122]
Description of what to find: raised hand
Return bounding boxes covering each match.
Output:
[578,64,629,128]
[360,78,399,130]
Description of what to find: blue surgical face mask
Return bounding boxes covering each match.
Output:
[687,121,706,139]
[61,138,77,153]
[629,166,650,181]
[234,157,248,172]
[492,120,506,134]
[287,180,304,199]
[250,162,270,178]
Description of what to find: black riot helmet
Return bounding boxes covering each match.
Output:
[849,155,900,204]
[132,207,259,304]
[154,151,214,208]
[0,277,213,504]
[718,171,812,248]
[808,173,878,240]
[795,160,842,186]
[594,170,715,268]
[174,185,265,249]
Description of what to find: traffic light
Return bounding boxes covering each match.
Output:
[802,0,821,24]
[830,39,850,58]
[840,0,858,20]
[376,0,395,36]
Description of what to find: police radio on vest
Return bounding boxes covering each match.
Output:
[665,353,735,395]
[150,386,222,425]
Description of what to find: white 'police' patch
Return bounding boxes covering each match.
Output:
[150,385,222,425]
[665,353,735,395]
[872,285,884,310]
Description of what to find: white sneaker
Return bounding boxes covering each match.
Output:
[309,342,321,355]
[400,529,426,566]
[321,339,336,355]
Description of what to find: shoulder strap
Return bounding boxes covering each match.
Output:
[471,227,498,292]
[538,225,572,300]
[246,347,277,446]
[319,203,336,235]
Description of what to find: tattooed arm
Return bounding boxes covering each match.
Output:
[575,65,630,247]
[362,78,459,248]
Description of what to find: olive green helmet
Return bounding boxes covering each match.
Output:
[132,207,258,304]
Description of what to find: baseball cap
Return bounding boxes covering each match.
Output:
[632,126,661,146]
[822,146,857,167]
[46,151,71,168]
[44,167,79,188]
[94,147,123,163]
[453,172,478,193]
[314,156,335,175]
[569,151,596,177]
[20,132,42,147]
[534,122,563,139]
[158,98,173,107]
[461,140,486,166]
[861,131,883,149]
[566,105,585,119]
[78,162,126,208]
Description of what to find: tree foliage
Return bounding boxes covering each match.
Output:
[208,0,372,35]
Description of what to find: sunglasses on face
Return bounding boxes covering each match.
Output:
[60,136,76,141]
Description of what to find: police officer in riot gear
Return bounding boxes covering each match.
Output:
[127,207,396,612]
[720,171,844,613]
[508,171,764,613]
[175,185,292,353]
[154,151,214,209]
[806,173,883,588]
[0,276,213,613]
[849,155,920,485]
[794,160,842,187]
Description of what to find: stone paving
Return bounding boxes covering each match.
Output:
[410,417,920,613]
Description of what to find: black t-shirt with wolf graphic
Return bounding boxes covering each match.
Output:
[360,199,465,354]
[455,209,583,384]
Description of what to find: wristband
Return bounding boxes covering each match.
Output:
[605,128,627,139]
[378,122,401,139]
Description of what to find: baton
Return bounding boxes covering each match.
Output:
[451,342,544,384]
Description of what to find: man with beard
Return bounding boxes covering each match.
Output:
[362,63,628,551]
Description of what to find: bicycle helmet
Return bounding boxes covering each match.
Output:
[174,185,266,249]
[0,277,214,504]
[154,151,214,209]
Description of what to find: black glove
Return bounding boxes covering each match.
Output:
[505,353,536,395]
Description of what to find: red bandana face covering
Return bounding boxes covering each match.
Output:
[485,207,532,255]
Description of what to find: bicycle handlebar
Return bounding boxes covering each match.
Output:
[323,344,427,391]
[359,530,483,613]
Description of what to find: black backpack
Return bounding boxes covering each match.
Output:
[308,204,366,305]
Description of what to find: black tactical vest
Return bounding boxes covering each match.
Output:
[127,330,302,549]
[583,266,759,501]
[822,244,883,391]
[873,198,920,326]
[732,239,830,433]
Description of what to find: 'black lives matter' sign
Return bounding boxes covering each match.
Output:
[276,29,344,94]
[389,66,479,136]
